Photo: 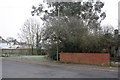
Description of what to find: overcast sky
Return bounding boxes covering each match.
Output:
[0,0,119,40]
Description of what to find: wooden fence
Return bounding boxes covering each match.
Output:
[0,49,38,56]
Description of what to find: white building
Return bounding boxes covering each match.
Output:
[0,36,9,49]
[0,36,30,49]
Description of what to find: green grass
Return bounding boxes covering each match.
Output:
[9,55,50,62]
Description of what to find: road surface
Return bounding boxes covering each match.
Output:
[2,59,118,78]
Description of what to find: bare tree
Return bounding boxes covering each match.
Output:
[102,25,114,35]
[19,18,42,55]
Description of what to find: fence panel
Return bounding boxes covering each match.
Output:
[0,49,39,56]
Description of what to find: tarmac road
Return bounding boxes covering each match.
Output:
[2,59,118,78]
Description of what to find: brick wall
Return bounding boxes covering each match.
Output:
[60,53,110,66]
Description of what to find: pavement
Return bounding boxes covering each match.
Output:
[2,57,118,72]
[2,57,118,78]
[0,57,2,79]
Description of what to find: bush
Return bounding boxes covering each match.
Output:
[48,52,57,60]
[1,53,10,57]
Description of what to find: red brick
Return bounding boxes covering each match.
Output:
[60,53,110,66]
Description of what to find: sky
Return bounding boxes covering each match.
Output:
[0,0,120,40]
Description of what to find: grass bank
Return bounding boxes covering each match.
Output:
[9,55,52,62]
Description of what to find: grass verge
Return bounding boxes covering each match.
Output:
[8,55,52,62]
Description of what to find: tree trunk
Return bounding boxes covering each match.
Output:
[31,45,34,55]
